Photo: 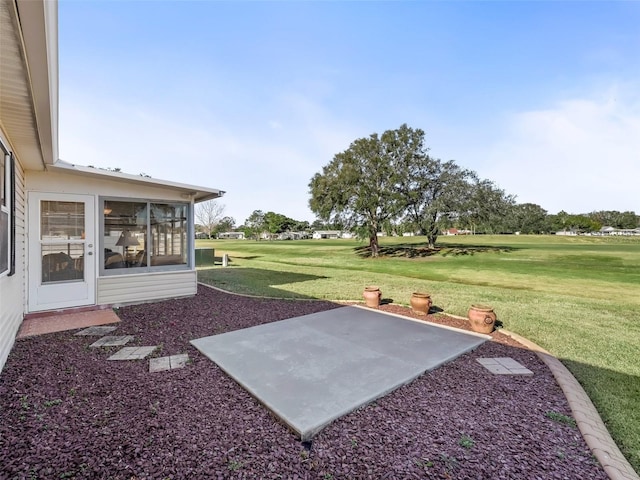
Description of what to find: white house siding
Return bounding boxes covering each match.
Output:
[312,231,341,239]
[26,170,191,202]
[0,154,26,372]
[27,170,199,308]
[97,271,197,306]
[218,232,245,239]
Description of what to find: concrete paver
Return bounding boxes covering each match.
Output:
[169,354,189,369]
[90,335,134,347]
[107,346,157,360]
[149,356,170,372]
[149,354,189,372]
[191,305,487,441]
[75,326,117,336]
[476,357,534,375]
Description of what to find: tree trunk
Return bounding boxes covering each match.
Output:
[426,215,439,249]
[369,232,379,258]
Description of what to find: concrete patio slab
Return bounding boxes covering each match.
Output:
[191,306,488,440]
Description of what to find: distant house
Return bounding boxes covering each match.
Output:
[218,232,245,240]
[598,226,640,236]
[278,231,308,240]
[614,229,640,236]
[443,228,471,236]
[312,230,341,239]
[195,232,209,239]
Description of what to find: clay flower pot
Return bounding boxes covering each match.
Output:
[468,304,497,334]
[363,286,381,308]
[410,292,432,315]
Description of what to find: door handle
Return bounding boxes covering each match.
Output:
[87,252,93,256]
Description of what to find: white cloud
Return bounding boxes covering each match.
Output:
[482,89,640,214]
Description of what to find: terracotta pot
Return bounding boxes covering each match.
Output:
[363,286,381,308]
[468,304,497,334]
[410,292,432,315]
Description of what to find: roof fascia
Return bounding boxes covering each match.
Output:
[48,161,225,202]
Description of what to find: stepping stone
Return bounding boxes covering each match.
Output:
[107,346,158,361]
[477,357,533,375]
[149,354,189,372]
[90,335,135,347]
[75,326,118,336]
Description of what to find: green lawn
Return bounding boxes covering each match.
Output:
[196,234,640,473]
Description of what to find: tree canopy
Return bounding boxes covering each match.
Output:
[587,210,639,229]
[239,210,309,239]
[508,203,549,234]
[242,210,266,240]
[309,124,513,254]
[309,125,413,256]
[211,216,236,237]
[194,200,226,238]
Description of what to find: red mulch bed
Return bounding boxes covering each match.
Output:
[0,285,606,479]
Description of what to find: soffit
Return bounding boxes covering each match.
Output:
[0,0,52,170]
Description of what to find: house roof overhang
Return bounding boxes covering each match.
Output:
[49,160,225,203]
[0,0,58,170]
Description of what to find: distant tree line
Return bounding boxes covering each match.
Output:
[237,210,311,240]
[202,205,638,243]
[435,205,638,236]
[195,203,315,240]
[194,201,236,238]
[502,207,639,235]
[206,205,639,242]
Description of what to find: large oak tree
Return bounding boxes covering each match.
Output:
[309,127,407,256]
[310,124,486,253]
[310,124,518,254]
[461,178,516,234]
[396,155,475,249]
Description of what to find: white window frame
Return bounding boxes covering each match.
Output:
[99,197,193,276]
[0,140,12,277]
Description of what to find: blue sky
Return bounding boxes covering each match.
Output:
[58,1,640,224]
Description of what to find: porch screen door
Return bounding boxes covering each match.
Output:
[28,192,95,312]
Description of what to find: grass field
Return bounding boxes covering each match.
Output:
[196,234,640,473]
